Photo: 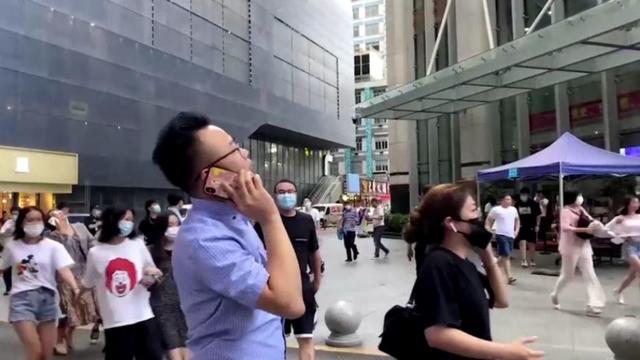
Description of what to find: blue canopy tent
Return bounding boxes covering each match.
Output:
[477,132,640,212]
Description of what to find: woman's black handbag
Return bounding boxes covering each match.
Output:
[379,284,430,359]
[574,209,593,240]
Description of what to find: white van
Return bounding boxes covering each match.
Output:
[312,203,343,228]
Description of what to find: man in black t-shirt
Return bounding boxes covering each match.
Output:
[514,188,541,268]
[255,179,322,360]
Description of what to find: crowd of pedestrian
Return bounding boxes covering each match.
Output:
[4,111,640,360]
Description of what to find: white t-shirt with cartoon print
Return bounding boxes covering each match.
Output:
[0,238,74,295]
[82,238,156,329]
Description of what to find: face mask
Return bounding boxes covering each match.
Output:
[24,223,45,238]
[118,220,134,237]
[520,195,529,202]
[92,209,101,218]
[303,201,312,209]
[150,204,162,214]
[575,195,584,206]
[345,205,352,211]
[276,193,297,210]
[165,226,180,240]
[540,198,549,206]
[452,218,493,249]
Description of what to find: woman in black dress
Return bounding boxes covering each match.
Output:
[147,213,189,360]
[404,184,543,360]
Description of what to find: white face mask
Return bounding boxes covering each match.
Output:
[575,195,584,206]
[165,226,180,240]
[520,195,529,202]
[24,223,45,238]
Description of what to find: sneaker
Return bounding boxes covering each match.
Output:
[54,343,68,356]
[345,259,353,263]
[354,251,359,261]
[508,277,517,285]
[521,260,529,268]
[586,306,602,317]
[2,292,8,296]
[529,259,536,267]
[384,250,390,258]
[550,293,560,310]
[90,326,100,345]
[613,289,625,305]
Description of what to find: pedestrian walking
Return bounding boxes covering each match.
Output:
[147,213,189,360]
[255,179,323,360]
[368,199,389,259]
[0,206,19,295]
[47,210,99,356]
[0,206,79,360]
[485,194,520,284]
[404,184,543,360]
[339,202,360,262]
[606,195,640,304]
[301,198,322,229]
[550,191,606,316]
[84,205,102,236]
[514,188,541,268]
[152,112,303,360]
[138,199,164,245]
[167,194,187,223]
[81,207,164,360]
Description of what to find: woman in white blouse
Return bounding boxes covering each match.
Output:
[607,195,640,304]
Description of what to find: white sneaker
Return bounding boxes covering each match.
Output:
[586,306,602,317]
[521,260,529,268]
[529,259,536,267]
[613,289,625,305]
[550,293,560,310]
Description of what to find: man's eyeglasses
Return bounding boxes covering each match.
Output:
[193,146,241,183]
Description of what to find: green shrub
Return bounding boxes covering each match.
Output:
[386,213,409,233]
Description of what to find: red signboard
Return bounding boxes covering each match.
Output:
[529,89,640,133]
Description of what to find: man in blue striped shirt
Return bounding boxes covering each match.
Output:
[152,112,304,360]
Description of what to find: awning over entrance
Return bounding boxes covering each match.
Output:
[355,0,640,121]
[0,146,78,194]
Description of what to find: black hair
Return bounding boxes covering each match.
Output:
[98,207,137,243]
[274,179,297,192]
[620,195,640,215]
[486,195,497,206]
[563,191,580,205]
[152,112,211,192]
[499,193,512,200]
[520,187,531,194]
[404,184,471,246]
[144,199,158,218]
[148,212,181,263]
[14,206,46,240]
[56,202,68,211]
[167,194,184,207]
[10,206,19,213]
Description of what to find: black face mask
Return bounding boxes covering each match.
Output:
[455,218,492,249]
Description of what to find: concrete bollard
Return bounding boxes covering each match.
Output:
[324,300,363,348]
[604,316,640,360]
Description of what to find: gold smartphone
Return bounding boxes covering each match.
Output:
[203,167,237,199]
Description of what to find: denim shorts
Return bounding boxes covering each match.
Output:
[9,287,58,323]
[496,235,515,257]
[627,242,640,258]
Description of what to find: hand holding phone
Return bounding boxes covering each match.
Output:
[220,170,279,224]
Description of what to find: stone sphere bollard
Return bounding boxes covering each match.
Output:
[324,300,363,347]
[604,316,640,360]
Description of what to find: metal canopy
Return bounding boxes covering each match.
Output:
[355,0,640,121]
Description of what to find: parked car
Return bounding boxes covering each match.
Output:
[313,203,343,228]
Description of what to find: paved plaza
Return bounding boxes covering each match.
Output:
[1,230,638,359]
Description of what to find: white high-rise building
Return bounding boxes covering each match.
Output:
[333,0,389,180]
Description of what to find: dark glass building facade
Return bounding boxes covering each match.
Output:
[0,0,354,212]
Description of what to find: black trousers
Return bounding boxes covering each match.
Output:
[104,318,163,360]
[2,267,11,293]
[373,225,389,257]
[343,231,359,261]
